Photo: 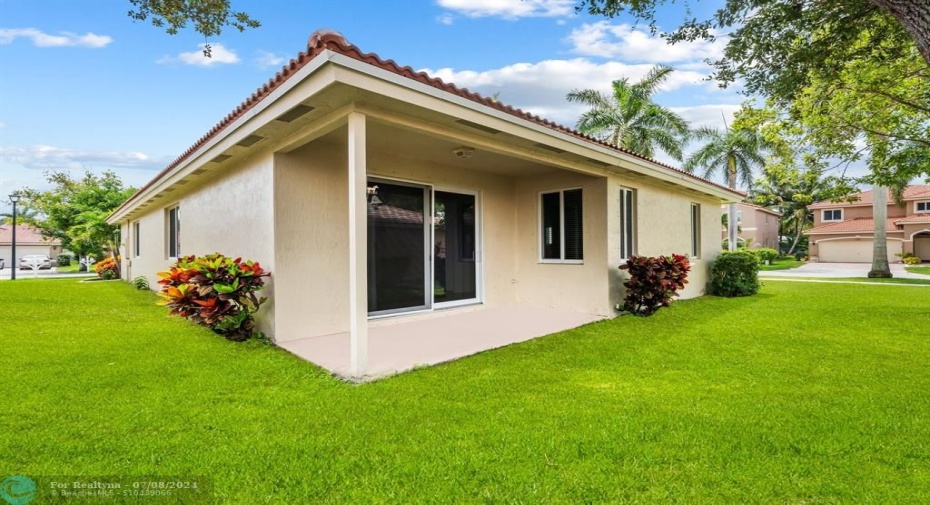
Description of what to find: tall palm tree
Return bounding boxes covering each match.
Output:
[1,205,38,225]
[684,126,768,250]
[566,65,691,161]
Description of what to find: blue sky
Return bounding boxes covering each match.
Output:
[1,0,764,212]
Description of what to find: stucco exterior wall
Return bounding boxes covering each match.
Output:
[513,172,610,316]
[271,135,521,343]
[607,175,719,306]
[121,152,276,333]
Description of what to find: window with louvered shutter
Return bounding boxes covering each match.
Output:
[620,188,636,259]
[540,188,583,262]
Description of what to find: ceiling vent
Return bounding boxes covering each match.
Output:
[211,154,232,163]
[533,143,565,154]
[455,119,501,135]
[236,134,264,147]
[275,104,315,122]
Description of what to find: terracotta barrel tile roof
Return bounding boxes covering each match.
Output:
[894,214,930,224]
[810,185,930,209]
[0,224,60,245]
[114,30,741,217]
[805,217,902,234]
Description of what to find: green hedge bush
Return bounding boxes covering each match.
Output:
[711,250,760,297]
[753,247,779,264]
[56,255,71,267]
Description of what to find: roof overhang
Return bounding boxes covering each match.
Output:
[108,43,741,224]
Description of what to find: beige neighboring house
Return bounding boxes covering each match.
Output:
[0,224,63,267]
[806,185,930,263]
[721,203,781,249]
[106,31,742,378]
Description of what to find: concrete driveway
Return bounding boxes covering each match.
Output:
[761,262,927,279]
[0,267,95,280]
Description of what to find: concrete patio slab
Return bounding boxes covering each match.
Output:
[277,305,605,380]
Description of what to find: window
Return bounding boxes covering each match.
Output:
[620,188,636,259]
[917,201,930,213]
[167,206,181,258]
[133,221,141,257]
[690,203,701,258]
[737,210,742,223]
[822,209,843,221]
[540,188,583,262]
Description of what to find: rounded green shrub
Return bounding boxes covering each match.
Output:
[711,250,760,297]
[56,255,71,267]
[753,247,779,264]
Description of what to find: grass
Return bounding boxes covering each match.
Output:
[758,257,805,271]
[54,263,89,273]
[906,265,930,276]
[765,276,930,285]
[2,280,929,503]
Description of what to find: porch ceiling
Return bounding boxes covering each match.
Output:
[303,120,568,177]
[277,305,604,381]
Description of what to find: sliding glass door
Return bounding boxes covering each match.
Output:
[367,179,479,316]
[433,190,477,307]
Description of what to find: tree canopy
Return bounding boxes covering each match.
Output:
[577,0,930,107]
[22,171,135,259]
[127,0,260,56]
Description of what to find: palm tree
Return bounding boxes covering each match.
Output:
[1,205,38,225]
[566,65,691,161]
[684,126,768,250]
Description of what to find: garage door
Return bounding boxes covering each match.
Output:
[818,239,902,263]
[915,236,930,261]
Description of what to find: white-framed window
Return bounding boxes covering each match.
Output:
[620,188,636,259]
[822,209,843,222]
[917,201,930,213]
[737,210,742,223]
[690,203,701,259]
[166,206,181,258]
[133,221,141,257]
[540,188,583,262]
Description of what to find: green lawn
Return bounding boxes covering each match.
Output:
[758,257,805,271]
[764,276,930,285]
[906,265,930,276]
[2,280,929,503]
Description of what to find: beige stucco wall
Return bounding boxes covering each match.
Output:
[513,172,610,316]
[271,134,521,343]
[120,152,277,334]
[607,174,719,307]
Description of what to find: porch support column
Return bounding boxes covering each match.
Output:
[348,111,369,378]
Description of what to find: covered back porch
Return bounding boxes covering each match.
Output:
[270,104,614,380]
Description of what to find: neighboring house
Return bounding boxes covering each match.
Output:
[0,224,62,266]
[806,185,930,263]
[106,31,741,377]
[721,203,781,249]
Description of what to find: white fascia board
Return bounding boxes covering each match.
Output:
[107,51,340,224]
[326,53,741,202]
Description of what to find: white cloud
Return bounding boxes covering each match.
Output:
[437,13,455,25]
[425,58,707,126]
[437,0,574,19]
[0,28,112,48]
[157,43,240,67]
[0,145,164,171]
[672,104,741,131]
[255,50,285,69]
[568,22,726,63]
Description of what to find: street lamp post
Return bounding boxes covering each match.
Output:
[9,192,20,281]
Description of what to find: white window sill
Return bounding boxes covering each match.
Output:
[539,259,584,265]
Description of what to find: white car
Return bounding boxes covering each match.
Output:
[19,255,52,270]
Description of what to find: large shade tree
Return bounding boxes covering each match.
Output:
[566,65,691,161]
[22,171,135,268]
[683,126,768,250]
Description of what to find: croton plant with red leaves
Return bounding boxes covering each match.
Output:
[157,253,271,341]
[618,254,690,316]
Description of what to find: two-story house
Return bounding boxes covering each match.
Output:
[806,185,930,263]
[721,203,782,249]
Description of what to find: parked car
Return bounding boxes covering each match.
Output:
[19,255,52,270]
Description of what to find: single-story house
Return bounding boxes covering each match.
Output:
[107,30,741,379]
[721,202,781,249]
[807,185,930,262]
[0,224,63,267]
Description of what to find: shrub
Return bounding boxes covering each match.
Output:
[56,255,71,267]
[711,250,760,297]
[903,255,921,265]
[132,276,150,290]
[94,257,120,280]
[753,247,779,264]
[157,253,271,342]
[618,254,690,316]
